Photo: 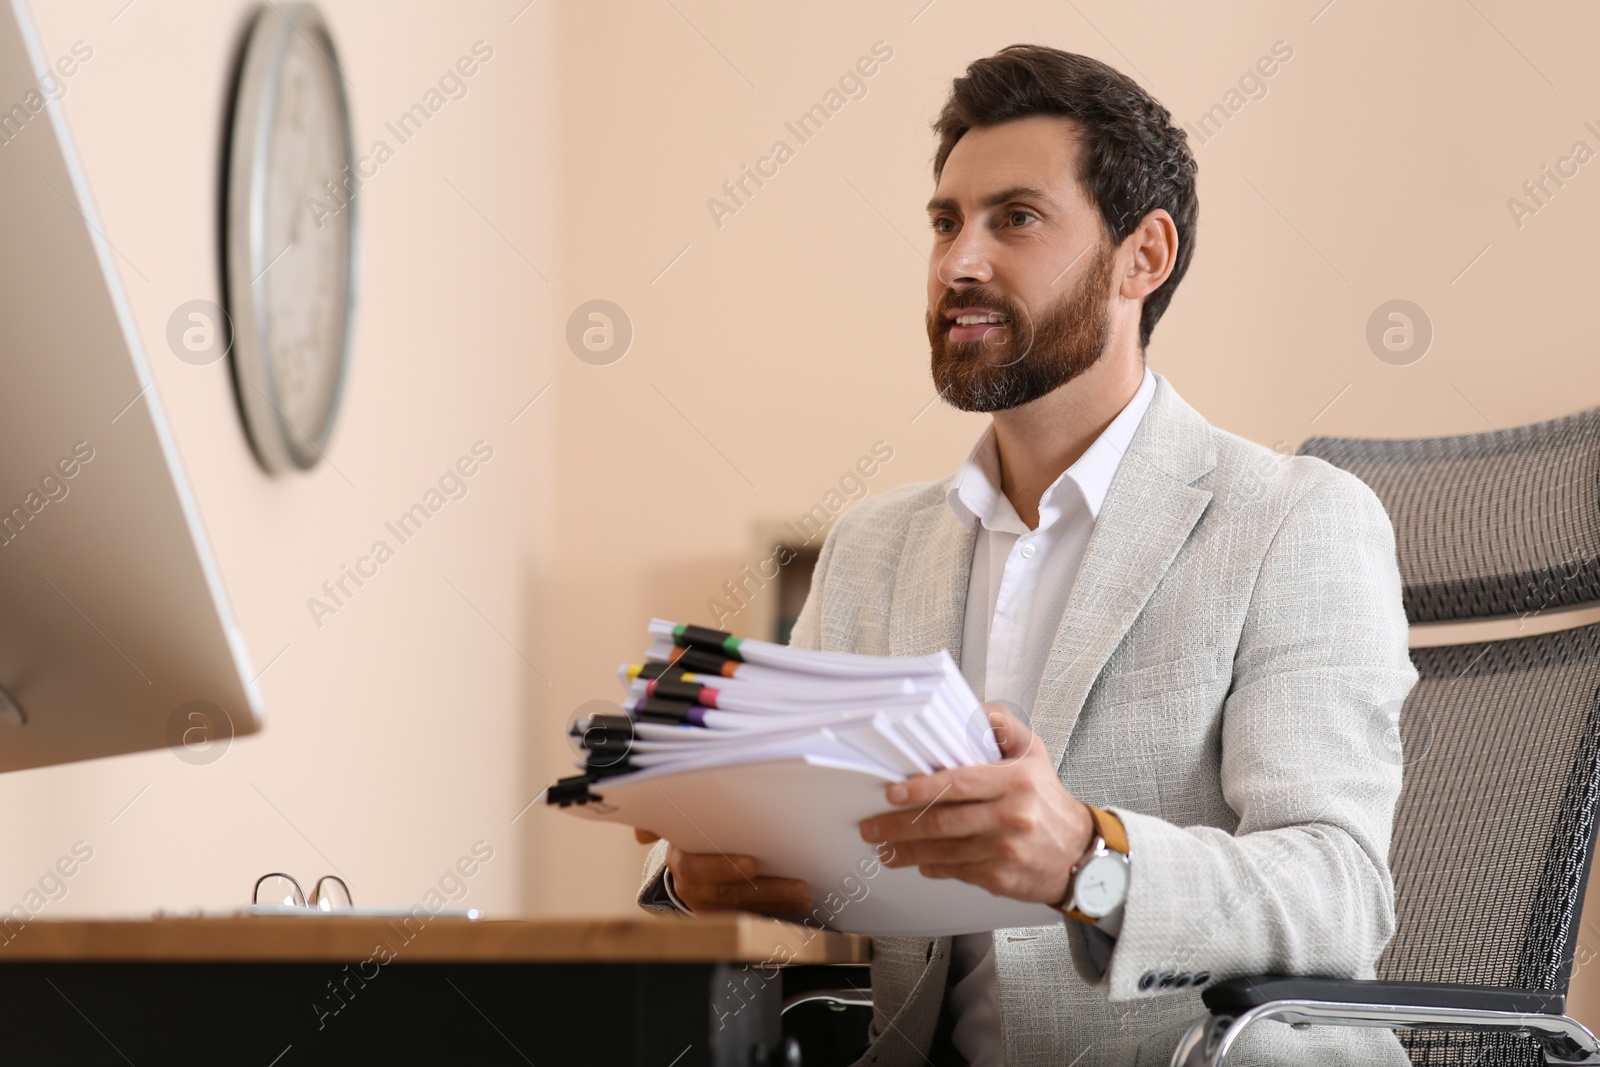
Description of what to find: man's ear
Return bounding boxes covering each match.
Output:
[1118,209,1178,301]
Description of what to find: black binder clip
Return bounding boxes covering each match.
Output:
[635,660,688,683]
[638,699,696,725]
[662,646,732,675]
[546,773,600,808]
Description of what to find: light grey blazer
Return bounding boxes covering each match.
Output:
[639,373,1418,1066]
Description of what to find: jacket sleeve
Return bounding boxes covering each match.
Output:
[1067,469,1417,1001]
[636,839,678,914]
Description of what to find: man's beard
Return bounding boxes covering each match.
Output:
[926,244,1117,413]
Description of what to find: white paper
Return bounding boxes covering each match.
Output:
[645,623,965,680]
[562,755,1064,937]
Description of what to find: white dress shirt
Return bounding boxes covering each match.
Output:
[943,367,1156,1067]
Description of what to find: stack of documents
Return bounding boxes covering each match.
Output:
[546,620,1063,936]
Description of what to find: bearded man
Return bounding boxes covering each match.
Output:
[637,44,1416,1067]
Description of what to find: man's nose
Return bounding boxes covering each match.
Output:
[935,228,995,288]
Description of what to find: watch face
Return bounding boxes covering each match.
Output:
[227,2,356,473]
[1074,852,1129,918]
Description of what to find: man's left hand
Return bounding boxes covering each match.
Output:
[857,703,1097,905]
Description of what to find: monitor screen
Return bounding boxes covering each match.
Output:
[0,0,262,771]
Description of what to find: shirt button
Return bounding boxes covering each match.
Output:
[1019,542,1036,560]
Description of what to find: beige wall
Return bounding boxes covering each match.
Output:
[11,0,1600,1030]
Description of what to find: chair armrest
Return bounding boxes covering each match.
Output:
[1172,976,1600,1067]
[781,988,873,1015]
[1202,975,1565,1017]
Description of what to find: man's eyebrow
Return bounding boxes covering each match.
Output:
[925,185,1056,215]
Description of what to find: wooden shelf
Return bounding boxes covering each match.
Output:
[0,913,871,965]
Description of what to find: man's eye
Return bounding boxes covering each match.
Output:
[1007,210,1037,227]
[932,217,956,235]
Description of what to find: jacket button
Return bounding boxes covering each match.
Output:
[1172,973,1192,988]
[1193,971,1211,986]
[1138,971,1157,991]
[1157,972,1177,988]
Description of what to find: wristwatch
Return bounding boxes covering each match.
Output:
[1058,805,1130,923]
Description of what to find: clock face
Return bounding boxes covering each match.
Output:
[227,3,356,473]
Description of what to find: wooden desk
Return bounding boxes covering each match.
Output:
[0,914,870,1066]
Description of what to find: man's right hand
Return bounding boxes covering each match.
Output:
[636,829,811,916]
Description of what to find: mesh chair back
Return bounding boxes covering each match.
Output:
[1300,418,1600,1067]
[1380,628,1600,1065]
[1301,407,1600,622]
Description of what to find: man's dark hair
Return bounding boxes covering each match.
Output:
[933,45,1198,350]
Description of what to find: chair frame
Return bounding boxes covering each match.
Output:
[780,987,874,1016]
[1170,980,1600,1066]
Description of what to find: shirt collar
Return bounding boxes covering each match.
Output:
[945,366,1157,534]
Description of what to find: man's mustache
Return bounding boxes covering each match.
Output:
[935,290,1018,317]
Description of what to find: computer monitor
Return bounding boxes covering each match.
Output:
[0,0,263,771]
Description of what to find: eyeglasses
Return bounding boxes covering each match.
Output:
[252,872,353,912]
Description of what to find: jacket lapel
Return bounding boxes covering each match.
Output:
[1030,374,1217,768]
[888,493,976,663]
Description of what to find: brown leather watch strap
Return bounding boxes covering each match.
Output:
[1058,805,1130,923]
[1088,804,1129,856]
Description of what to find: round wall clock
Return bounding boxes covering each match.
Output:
[225,2,357,474]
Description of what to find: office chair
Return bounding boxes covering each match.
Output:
[1172,406,1600,1066]
[779,968,873,1063]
